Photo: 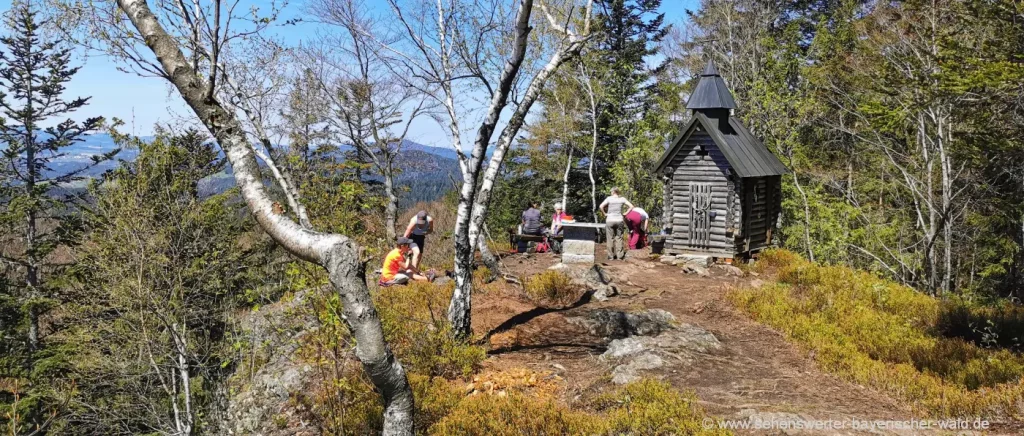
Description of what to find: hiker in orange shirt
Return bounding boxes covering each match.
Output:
[379,237,434,286]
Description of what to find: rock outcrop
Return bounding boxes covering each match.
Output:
[219,292,321,435]
[568,308,722,384]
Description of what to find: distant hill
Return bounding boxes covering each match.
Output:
[25,133,460,205]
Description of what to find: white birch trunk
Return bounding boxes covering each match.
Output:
[447,0,538,337]
[447,0,592,337]
[174,323,194,436]
[115,1,415,433]
[383,164,399,241]
[579,63,599,220]
[561,147,573,211]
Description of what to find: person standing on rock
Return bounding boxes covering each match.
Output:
[599,187,634,260]
[624,206,649,250]
[403,210,433,261]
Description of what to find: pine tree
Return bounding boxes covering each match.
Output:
[0,1,108,431]
[590,0,669,191]
[60,130,264,434]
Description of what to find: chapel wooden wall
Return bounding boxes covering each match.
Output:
[665,130,735,257]
[664,132,781,258]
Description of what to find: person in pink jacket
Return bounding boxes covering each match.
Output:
[624,206,649,250]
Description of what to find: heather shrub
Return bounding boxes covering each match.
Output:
[429,392,598,435]
[732,249,1024,418]
[375,281,486,378]
[431,379,729,436]
[936,299,1024,351]
[594,379,731,435]
[523,271,583,307]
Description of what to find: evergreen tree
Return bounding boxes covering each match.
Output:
[0,1,108,431]
[590,0,669,193]
[58,129,266,434]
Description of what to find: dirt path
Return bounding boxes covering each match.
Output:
[471,248,1010,435]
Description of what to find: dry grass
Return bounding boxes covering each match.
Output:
[523,270,584,307]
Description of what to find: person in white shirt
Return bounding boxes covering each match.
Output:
[599,187,634,260]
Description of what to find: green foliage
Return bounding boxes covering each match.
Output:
[0,1,110,430]
[591,0,670,188]
[430,391,597,435]
[593,379,730,435]
[374,281,486,378]
[936,299,1024,352]
[677,0,1024,298]
[431,379,729,436]
[491,0,676,226]
[52,129,273,434]
[734,250,1024,418]
[297,278,485,434]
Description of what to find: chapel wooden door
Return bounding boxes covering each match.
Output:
[688,182,712,248]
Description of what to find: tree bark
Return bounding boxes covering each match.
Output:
[579,63,599,221]
[453,36,589,339]
[115,1,414,433]
[447,0,537,338]
[786,149,815,262]
[24,53,39,353]
[561,147,573,211]
[383,164,399,241]
[173,323,194,436]
[477,231,500,281]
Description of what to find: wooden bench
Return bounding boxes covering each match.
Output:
[511,233,545,253]
[510,233,566,253]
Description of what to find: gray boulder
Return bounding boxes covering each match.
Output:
[599,323,721,385]
[568,309,677,339]
[682,264,710,277]
[715,264,744,277]
[610,352,665,385]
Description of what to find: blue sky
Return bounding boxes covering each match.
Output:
[6,0,700,144]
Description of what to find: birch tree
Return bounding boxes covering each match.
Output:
[305,0,428,241]
[49,0,416,432]
[333,0,595,337]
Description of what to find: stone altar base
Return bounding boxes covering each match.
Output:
[562,239,596,263]
[561,223,604,264]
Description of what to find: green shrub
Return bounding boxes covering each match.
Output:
[375,281,486,378]
[523,271,583,307]
[431,379,729,436]
[594,379,730,435]
[296,279,485,434]
[732,249,1024,418]
[936,299,1024,351]
[430,392,599,435]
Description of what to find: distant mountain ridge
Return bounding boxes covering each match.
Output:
[10,133,459,204]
